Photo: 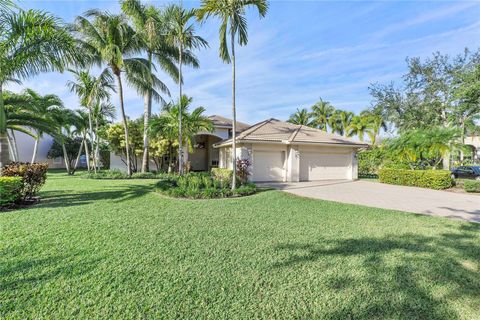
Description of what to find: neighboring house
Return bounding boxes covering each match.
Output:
[110,115,250,172]
[215,119,367,182]
[9,131,85,168]
[464,135,480,161]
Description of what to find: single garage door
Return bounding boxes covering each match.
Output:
[300,152,351,181]
[253,150,285,182]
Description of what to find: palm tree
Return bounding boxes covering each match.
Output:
[73,10,162,176]
[22,89,63,163]
[150,95,213,172]
[164,4,207,175]
[2,90,56,162]
[49,108,76,173]
[92,101,116,168]
[310,99,335,132]
[288,108,314,126]
[0,8,75,167]
[347,115,373,142]
[70,110,90,173]
[197,0,268,189]
[122,0,183,173]
[362,112,387,145]
[334,110,354,137]
[67,69,114,171]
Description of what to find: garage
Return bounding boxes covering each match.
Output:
[300,151,351,181]
[252,150,285,182]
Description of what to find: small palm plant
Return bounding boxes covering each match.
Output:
[197,0,269,189]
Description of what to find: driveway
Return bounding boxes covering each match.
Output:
[258,180,480,223]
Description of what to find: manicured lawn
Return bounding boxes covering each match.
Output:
[1,172,479,319]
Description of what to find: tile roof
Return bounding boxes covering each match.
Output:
[208,115,250,131]
[216,118,368,147]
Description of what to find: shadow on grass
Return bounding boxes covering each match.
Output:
[273,224,480,319]
[33,183,154,209]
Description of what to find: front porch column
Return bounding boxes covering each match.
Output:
[287,145,300,182]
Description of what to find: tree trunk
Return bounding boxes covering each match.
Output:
[0,84,11,168]
[231,31,237,190]
[87,108,96,173]
[178,44,184,175]
[142,51,153,173]
[72,138,84,174]
[5,131,15,162]
[94,118,100,169]
[10,130,19,161]
[116,73,132,176]
[31,134,39,163]
[61,143,71,174]
[84,134,91,171]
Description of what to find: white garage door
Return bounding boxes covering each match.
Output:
[300,152,351,181]
[253,150,285,182]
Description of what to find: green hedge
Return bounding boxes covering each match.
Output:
[464,180,480,193]
[378,168,453,190]
[0,177,23,207]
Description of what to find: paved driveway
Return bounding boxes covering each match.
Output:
[258,180,480,223]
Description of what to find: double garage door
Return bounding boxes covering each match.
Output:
[300,151,351,181]
[251,149,352,182]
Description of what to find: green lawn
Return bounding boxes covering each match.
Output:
[1,172,479,319]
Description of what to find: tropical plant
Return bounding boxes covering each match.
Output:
[73,10,165,176]
[0,7,76,167]
[66,69,114,172]
[360,110,387,145]
[288,108,314,126]
[150,95,213,172]
[310,99,335,132]
[347,115,373,142]
[335,110,354,136]
[49,108,76,173]
[121,0,183,173]
[163,4,207,175]
[197,0,268,189]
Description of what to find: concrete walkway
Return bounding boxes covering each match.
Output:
[258,180,480,223]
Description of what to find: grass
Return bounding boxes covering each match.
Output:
[1,172,479,319]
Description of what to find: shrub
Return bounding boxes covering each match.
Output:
[211,168,233,188]
[378,168,453,190]
[156,172,257,199]
[236,158,252,184]
[0,177,23,206]
[464,180,480,193]
[1,162,48,199]
[84,169,129,179]
[131,172,156,179]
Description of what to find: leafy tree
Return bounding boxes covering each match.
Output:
[0,7,75,167]
[310,99,335,132]
[288,108,314,126]
[197,0,269,189]
[105,119,144,173]
[47,137,84,170]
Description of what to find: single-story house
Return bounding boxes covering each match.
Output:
[214,118,367,182]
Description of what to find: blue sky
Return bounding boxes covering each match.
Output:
[9,0,480,125]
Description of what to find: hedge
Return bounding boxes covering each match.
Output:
[378,168,453,190]
[464,180,480,193]
[1,162,48,199]
[0,177,23,206]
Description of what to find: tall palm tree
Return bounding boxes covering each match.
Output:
[73,10,163,176]
[92,101,116,168]
[310,99,335,132]
[347,115,373,142]
[288,108,314,126]
[49,108,75,173]
[122,0,184,173]
[150,95,213,172]
[335,110,354,137]
[197,0,268,188]
[0,8,75,167]
[22,89,63,163]
[67,69,114,171]
[70,110,90,173]
[164,4,207,174]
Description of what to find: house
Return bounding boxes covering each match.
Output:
[464,135,480,161]
[215,119,367,182]
[110,115,250,172]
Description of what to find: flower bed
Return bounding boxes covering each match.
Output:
[156,172,257,199]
